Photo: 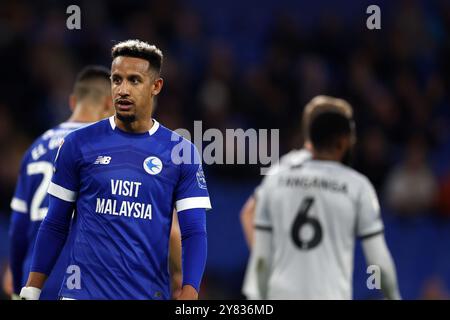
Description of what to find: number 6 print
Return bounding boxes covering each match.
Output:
[291,197,323,250]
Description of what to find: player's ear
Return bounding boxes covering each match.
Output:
[151,78,164,96]
[350,131,357,147]
[69,94,77,112]
[336,135,351,155]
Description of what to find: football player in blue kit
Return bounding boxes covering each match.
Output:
[20,40,211,300]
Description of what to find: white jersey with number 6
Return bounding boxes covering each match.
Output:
[242,149,311,299]
[254,159,383,299]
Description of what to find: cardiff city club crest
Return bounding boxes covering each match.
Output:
[143,156,163,175]
[196,166,207,189]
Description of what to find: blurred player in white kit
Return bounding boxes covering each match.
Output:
[242,96,401,300]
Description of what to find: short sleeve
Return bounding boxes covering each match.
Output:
[254,177,273,229]
[174,143,211,213]
[356,178,384,238]
[10,154,30,214]
[47,134,81,203]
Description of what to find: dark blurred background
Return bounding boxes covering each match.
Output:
[1,0,450,299]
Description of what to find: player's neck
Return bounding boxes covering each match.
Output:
[312,150,341,162]
[115,116,154,134]
[68,104,102,123]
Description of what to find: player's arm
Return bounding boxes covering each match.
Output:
[169,210,182,299]
[173,142,212,300]
[357,178,401,300]
[244,182,273,300]
[21,195,74,299]
[252,226,272,299]
[176,208,207,300]
[361,233,401,300]
[241,165,279,250]
[240,195,256,249]
[20,135,80,300]
[9,210,29,297]
[9,156,32,298]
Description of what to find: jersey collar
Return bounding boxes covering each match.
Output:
[108,116,160,136]
[60,122,90,129]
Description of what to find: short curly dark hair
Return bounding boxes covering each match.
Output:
[309,111,354,152]
[111,39,163,74]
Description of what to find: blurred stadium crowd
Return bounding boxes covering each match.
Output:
[1,0,450,299]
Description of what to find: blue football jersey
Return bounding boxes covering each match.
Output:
[48,116,212,300]
[10,122,88,300]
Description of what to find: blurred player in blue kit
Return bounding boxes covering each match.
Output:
[20,40,211,300]
[9,65,114,299]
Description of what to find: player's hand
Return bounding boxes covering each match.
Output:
[176,285,199,300]
[19,287,41,300]
[2,266,13,297]
[171,272,183,299]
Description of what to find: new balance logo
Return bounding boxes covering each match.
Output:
[94,156,112,165]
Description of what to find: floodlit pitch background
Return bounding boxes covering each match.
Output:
[1,0,450,299]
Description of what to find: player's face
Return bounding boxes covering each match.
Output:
[111,56,161,123]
